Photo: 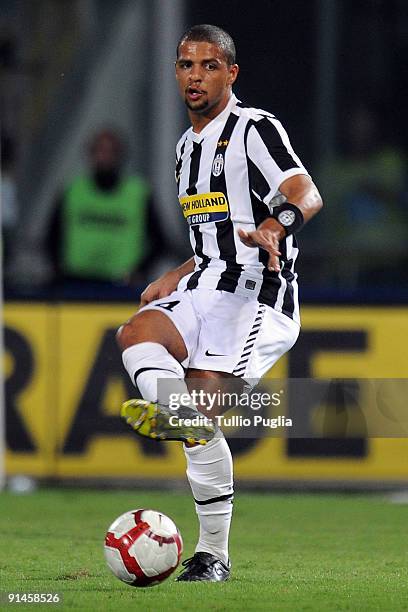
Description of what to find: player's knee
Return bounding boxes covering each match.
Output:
[116,318,138,350]
[116,311,158,351]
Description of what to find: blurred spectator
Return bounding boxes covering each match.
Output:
[318,105,407,285]
[47,129,167,289]
[1,133,19,266]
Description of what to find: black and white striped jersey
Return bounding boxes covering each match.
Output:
[175,94,309,324]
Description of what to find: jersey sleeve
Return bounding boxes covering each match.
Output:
[245,116,309,209]
[175,134,188,186]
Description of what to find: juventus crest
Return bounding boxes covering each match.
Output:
[212,153,224,177]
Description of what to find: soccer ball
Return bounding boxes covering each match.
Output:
[104,509,183,587]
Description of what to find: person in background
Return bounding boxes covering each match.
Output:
[48,129,167,289]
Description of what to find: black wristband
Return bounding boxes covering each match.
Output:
[271,202,304,236]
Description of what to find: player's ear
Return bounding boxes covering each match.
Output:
[228,64,239,86]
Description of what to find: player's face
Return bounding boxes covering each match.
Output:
[175,41,239,119]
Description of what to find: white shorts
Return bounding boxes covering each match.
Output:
[140,288,300,385]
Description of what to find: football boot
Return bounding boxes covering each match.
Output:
[121,399,215,445]
[176,552,231,582]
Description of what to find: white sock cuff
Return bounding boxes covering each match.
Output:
[184,436,233,505]
[122,342,184,382]
[194,498,234,516]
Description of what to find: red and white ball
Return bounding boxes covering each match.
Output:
[104,509,183,587]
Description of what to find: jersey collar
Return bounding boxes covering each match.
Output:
[189,93,239,142]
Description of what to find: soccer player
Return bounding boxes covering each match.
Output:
[117,24,323,581]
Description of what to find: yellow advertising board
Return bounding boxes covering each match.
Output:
[4,304,57,476]
[4,303,408,481]
[54,304,188,478]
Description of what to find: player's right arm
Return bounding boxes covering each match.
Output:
[140,257,195,306]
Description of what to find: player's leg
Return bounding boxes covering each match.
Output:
[176,293,300,582]
[177,369,238,582]
[118,309,187,399]
[117,298,216,444]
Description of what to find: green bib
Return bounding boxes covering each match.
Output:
[62,175,149,281]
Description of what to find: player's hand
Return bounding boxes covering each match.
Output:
[140,270,181,307]
[238,218,285,272]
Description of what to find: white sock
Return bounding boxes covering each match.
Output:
[184,435,233,565]
[123,342,233,562]
[122,342,190,405]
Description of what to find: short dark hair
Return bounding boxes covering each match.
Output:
[176,24,236,66]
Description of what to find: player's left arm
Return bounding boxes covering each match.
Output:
[238,174,323,272]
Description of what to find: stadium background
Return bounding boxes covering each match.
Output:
[2,0,408,488]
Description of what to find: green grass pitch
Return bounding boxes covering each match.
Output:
[1,488,408,611]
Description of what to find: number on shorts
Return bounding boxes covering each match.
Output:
[156,300,180,311]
